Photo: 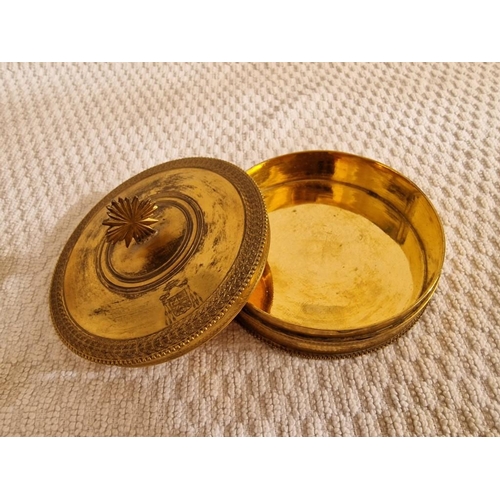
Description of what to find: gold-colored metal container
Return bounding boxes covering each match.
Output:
[239,151,445,357]
[50,151,444,365]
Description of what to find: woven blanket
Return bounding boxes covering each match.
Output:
[1,62,498,436]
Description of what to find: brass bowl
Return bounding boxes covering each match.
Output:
[239,151,445,357]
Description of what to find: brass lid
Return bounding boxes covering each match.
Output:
[50,157,269,366]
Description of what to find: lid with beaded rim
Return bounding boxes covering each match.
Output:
[50,157,269,366]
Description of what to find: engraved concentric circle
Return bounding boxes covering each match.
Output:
[97,193,205,294]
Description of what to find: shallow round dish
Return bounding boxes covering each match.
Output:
[239,151,445,356]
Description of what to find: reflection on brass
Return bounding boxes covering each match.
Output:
[265,204,414,330]
[239,151,445,357]
[102,196,158,247]
[50,158,269,366]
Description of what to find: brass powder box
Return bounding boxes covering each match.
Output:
[50,152,445,365]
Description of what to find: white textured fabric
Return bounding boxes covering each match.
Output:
[1,62,499,436]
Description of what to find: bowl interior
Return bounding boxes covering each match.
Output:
[246,151,445,332]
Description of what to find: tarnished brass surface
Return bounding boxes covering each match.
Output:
[239,151,445,356]
[50,158,269,366]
